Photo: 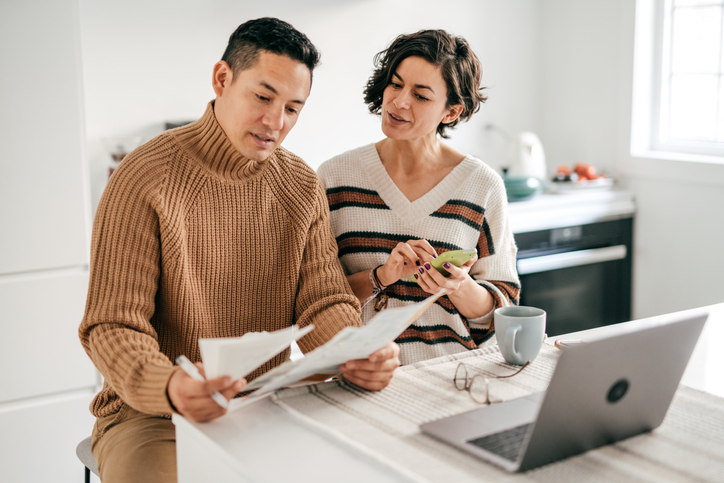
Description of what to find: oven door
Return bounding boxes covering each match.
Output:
[517,245,631,336]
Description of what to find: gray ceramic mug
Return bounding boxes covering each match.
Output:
[494,306,547,365]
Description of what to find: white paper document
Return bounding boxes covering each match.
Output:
[199,324,314,380]
[239,291,445,403]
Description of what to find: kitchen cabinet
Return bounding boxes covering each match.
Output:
[0,0,89,275]
[1,271,95,402]
[0,0,97,481]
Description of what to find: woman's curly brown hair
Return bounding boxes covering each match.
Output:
[363,29,487,138]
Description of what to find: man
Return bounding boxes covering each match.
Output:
[79,17,400,482]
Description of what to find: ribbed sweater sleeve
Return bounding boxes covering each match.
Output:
[262,149,362,352]
[294,183,363,351]
[80,139,174,415]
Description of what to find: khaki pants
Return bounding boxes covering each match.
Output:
[91,405,177,483]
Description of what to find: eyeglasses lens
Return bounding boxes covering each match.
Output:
[469,375,490,404]
[454,363,468,390]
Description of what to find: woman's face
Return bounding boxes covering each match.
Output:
[380,56,458,141]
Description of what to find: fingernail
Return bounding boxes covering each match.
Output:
[415,260,421,266]
[403,261,407,266]
[424,263,431,270]
[419,267,424,274]
[443,262,451,269]
[413,273,419,279]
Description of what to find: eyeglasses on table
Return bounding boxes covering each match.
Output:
[453,361,530,405]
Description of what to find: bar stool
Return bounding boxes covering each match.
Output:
[76,436,99,483]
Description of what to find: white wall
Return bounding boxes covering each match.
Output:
[78,1,723,318]
[79,0,542,207]
[538,0,633,176]
[537,0,724,317]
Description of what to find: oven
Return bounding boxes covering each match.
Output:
[514,216,633,336]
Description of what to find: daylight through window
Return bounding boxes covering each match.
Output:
[656,0,724,156]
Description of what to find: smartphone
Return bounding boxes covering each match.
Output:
[410,248,477,280]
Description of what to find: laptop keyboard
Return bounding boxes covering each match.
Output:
[467,423,532,462]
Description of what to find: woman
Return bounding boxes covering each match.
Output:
[318,29,520,364]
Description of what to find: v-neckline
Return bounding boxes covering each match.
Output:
[361,144,476,225]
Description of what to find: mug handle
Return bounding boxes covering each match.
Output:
[504,326,522,362]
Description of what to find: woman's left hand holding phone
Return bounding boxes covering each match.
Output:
[415,256,476,295]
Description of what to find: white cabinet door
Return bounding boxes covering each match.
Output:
[0,269,97,403]
[0,390,97,483]
[0,0,89,275]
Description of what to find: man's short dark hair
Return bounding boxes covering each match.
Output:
[363,29,487,139]
[221,17,320,80]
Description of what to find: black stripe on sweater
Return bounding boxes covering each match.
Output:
[479,218,495,256]
[336,231,461,257]
[431,211,481,230]
[396,336,474,347]
[443,199,485,213]
[326,186,390,211]
[431,200,486,231]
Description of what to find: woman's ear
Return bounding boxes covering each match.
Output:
[442,104,464,124]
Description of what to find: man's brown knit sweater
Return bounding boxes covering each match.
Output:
[79,102,362,418]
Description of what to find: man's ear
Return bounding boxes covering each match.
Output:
[212,61,233,97]
[442,104,464,124]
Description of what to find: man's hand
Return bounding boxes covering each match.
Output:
[167,363,246,422]
[339,342,400,390]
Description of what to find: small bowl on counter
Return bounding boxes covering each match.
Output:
[502,172,545,202]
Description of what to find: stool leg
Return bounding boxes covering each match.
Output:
[85,466,90,483]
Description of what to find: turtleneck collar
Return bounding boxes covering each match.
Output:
[171,101,268,181]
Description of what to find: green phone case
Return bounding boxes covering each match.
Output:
[410,249,477,280]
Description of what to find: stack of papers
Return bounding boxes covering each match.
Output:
[199,324,314,380]
[242,291,444,401]
[197,291,445,408]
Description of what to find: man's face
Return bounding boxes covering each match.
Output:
[212,51,312,162]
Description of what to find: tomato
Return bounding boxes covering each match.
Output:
[582,164,597,180]
[573,163,598,180]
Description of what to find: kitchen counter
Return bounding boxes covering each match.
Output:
[174,305,724,483]
[507,188,635,234]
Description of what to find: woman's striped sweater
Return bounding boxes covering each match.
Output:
[318,143,520,365]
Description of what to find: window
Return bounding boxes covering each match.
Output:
[633,0,724,161]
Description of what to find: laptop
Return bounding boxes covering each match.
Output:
[420,310,708,472]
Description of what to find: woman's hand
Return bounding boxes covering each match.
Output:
[413,256,477,295]
[376,239,438,286]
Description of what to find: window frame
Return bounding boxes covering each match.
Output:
[633,0,724,163]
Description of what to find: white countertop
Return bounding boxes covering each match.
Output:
[507,188,635,234]
[174,303,723,483]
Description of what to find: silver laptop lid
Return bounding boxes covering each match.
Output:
[518,310,708,471]
[420,309,708,472]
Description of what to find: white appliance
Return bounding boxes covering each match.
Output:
[508,132,547,180]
